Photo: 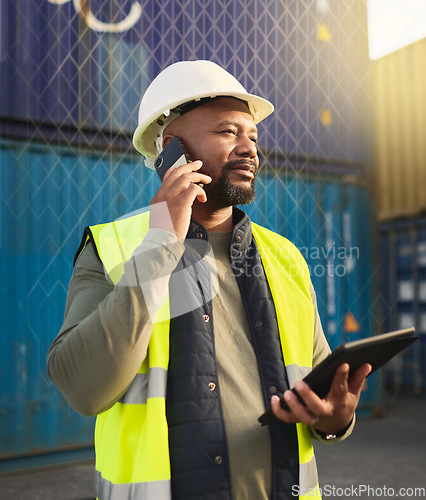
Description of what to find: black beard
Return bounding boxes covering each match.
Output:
[202,159,257,207]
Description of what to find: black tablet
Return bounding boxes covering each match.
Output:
[258,327,418,426]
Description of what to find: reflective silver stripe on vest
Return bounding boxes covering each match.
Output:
[299,455,319,493]
[95,470,171,500]
[286,364,312,389]
[119,367,167,405]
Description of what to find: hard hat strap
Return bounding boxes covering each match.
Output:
[154,111,180,155]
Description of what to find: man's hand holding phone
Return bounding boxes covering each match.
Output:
[149,138,211,240]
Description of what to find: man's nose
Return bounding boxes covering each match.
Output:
[235,134,258,159]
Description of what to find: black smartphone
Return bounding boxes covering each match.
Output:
[154,137,189,181]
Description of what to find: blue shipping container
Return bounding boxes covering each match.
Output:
[0,0,379,458]
[379,217,426,393]
[0,138,159,457]
[1,0,372,163]
[246,168,381,412]
[0,137,381,457]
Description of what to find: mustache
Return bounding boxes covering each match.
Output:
[223,158,258,173]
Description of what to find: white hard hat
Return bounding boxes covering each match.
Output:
[132,60,274,166]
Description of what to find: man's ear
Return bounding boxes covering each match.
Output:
[162,135,175,149]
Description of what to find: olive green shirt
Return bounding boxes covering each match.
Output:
[47,227,352,500]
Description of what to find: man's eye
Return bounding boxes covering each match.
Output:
[222,129,236,135]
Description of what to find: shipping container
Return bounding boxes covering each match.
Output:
[0,138,381,460]
[0,0,379,459]
[0,137,159,457]
[372,38,426,221]
[247,167,381,413]
[0,0,372,163]
[379,217,426,393]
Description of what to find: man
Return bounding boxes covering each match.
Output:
[47,60,370,500]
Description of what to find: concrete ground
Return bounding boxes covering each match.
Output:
[0,393,425,500]
[314,393,426,499]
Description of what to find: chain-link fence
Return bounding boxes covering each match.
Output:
[0,0,380,456]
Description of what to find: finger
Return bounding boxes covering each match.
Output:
[162,160,203,182]
[270,395,298,424]
[177,182,208,204]
[163,172,211,201]
[281,389,320,426]
[162,166,211,191]
[181,171,212,186]
[291,381,331,420]
[347,363,372,394]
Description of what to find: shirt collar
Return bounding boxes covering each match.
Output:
[186,207,252,258]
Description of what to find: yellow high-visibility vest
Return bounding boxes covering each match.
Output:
[84,211,321,500]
